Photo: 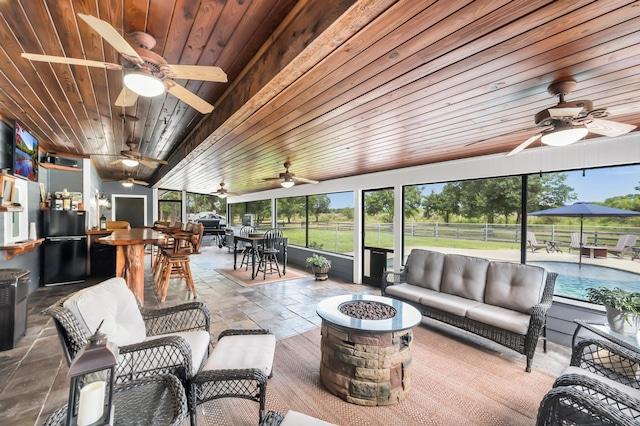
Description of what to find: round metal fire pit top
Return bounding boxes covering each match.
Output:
[316,295,421,332]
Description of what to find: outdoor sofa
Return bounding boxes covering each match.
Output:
[382,249,557,372]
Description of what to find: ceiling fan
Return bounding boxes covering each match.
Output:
[262,161,319,188]
[105,173,148,187]
[21,13,227,114]
[506,79,640,156]
[212,181,237,198]
[91,141,167,169]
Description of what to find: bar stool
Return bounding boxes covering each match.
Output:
[256,228,284,279]
[155,224,203,301]
[239,225,258,270]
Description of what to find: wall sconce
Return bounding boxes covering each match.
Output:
[66,322,118,426]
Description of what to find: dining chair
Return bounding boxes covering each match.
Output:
[257,228,284,279]
[239,225,258,270]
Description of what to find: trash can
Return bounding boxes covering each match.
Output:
[363,247,393,288]
[0,269,30,351]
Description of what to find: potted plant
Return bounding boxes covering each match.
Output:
[586,287,640,335]
[306,253,331,281]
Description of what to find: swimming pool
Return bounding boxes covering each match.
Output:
[529,261,640,301]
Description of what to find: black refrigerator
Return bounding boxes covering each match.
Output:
[42,210,87,286]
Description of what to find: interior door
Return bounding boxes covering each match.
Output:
[362,188,394,287]
[113,195,146,228]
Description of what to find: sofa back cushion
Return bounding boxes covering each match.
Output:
[484,262,547,314]
[440,254,489,302]
[63,277,147,346]
[406,249,445,291]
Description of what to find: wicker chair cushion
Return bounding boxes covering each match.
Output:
[202,334,276,375]
[405,249,445,291]
[484,262,547,315]
[279,411,337,426]
[384,283,437,303]
[562,366,640,415]
[418,292,482,317]
[145,330,210,376]
[63,277,146,346]
[440,254,489,302]
[465,303,531,335]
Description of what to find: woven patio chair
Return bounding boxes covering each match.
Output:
[44,374,188,426]
[42,277,211,424]
[537,338,640,425]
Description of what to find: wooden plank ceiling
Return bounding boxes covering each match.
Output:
[1,0,639,195]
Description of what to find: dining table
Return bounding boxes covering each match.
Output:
[99,228,167,305]
[232,235,288,279]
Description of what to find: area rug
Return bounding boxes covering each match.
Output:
[197,325,555,425]
[215,266,309,286]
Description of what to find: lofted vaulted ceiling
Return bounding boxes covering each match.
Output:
[1,1,639,195]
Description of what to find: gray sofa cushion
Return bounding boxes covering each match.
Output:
[420,292,483,317]
[406,249,445,291]
[465,304,531,335]
[484,262,547,314]
[385,283,437,303]
[440,254,490,302]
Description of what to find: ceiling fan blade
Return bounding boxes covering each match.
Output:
[548,107,584,118]
[138,159,158,169]
[108,158,123,165]
[141,156,168,165]
[166,64,228,83]
[164,81,214,114]
[21,53,122,70]
[294,177,319,184]
[585,119,637,137]
[115,87,138,107]
[261,177,282,182]
[506,133,542,157]
[605,101,640,116]
[131,179,149,186]
[77,13,143,64]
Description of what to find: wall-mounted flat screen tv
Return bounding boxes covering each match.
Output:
[13,122,38,181]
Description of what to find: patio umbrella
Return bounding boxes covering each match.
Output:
[529,202,640,267]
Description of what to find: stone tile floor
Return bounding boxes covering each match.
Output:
[0,243,570,425]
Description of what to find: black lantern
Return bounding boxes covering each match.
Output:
[66,322,119,426]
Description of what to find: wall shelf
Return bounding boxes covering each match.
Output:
[0,238,44,260]
[40,163,81,172]
[0,205,24,212]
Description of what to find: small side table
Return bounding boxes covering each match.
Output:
[44,375,187,426]
[630,246,640,261]
[572,319,640,352]
[547,241,562,253]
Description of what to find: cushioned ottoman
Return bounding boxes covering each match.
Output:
[191,329,276,423]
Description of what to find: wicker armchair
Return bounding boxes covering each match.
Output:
[44,374,188,426]
[42,278,211,385]
[537,339,640,425]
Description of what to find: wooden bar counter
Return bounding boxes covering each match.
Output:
[99,228,167,305]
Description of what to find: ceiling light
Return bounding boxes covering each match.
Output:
[217,192,227,198]
[121,158,139,168]
[540,123,589,147]
[281,178,295,189]
[123,71,165,97]
[121,181,134,188]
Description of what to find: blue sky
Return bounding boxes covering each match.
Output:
[327,164,640,208]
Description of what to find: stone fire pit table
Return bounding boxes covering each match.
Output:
[316,294,422,406]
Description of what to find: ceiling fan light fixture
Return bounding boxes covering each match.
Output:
[281,178,295,189]
[121,158,139,168]
[541,123,588,147]
[123,71,165,97]
[216,192,228,198]
[121,181,134,188]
